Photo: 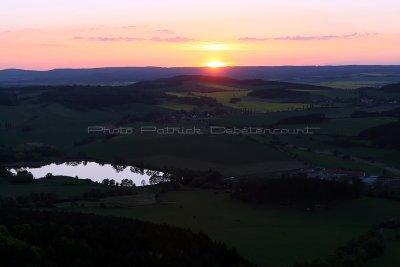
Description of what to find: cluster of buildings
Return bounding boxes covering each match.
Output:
[306,168,400,188]
[306,168,378,185]
[359,96,399,107]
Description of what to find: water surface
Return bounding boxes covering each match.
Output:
[11,162,164,186]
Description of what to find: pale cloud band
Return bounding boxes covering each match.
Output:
[150,36,196,43]
[73,36,146,42]
[239,33,378,42]
[72,36,195,43]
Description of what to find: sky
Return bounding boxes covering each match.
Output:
[1,0,400,70]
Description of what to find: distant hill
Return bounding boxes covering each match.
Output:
[0,75,335,109]
[1,65,400,86]
[131,75,330,89]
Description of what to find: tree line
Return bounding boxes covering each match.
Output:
[0,209,254,267]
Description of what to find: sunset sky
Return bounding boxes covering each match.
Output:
[1,0,400,70]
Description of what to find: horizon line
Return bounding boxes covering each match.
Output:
[2,64,400,72]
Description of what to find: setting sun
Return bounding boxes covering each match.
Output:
[206,61,228,68]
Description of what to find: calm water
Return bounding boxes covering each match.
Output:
[11,162,165,186]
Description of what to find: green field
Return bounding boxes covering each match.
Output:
[0,103,160,148]
[168,89,310,112]
[75,134,300,176]
[62,189,400,267]
[0,176,106,198]
[0,99,306,176]
[2,77,400,267]
[1,99,399,176]
[230,100,310,113]
[193,91,310,112]
[159,103,195,111]
[316,80,390,89]
[290,149,387,175]
[193,90,249,104]
[317,117,398,136]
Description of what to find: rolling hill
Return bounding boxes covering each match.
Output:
[1,65,400,87]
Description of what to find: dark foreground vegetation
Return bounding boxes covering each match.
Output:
[0,167,35,183]
[295,230,385,267]
[296,219,400,267]
[0,209,252,267]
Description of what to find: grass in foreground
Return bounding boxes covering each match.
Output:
[0,176,106,198]
[63,189,400,267]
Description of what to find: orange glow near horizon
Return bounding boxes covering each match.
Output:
[1,1,400,69]
[1,31,399,70]
[206,60,228,68]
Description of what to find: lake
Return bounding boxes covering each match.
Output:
[10,162,165,186]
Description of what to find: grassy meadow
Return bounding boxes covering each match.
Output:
[1,76,400,266]
[61,189,400,267]
[0,176,106,198]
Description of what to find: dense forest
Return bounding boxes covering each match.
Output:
[0,209,253,267]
